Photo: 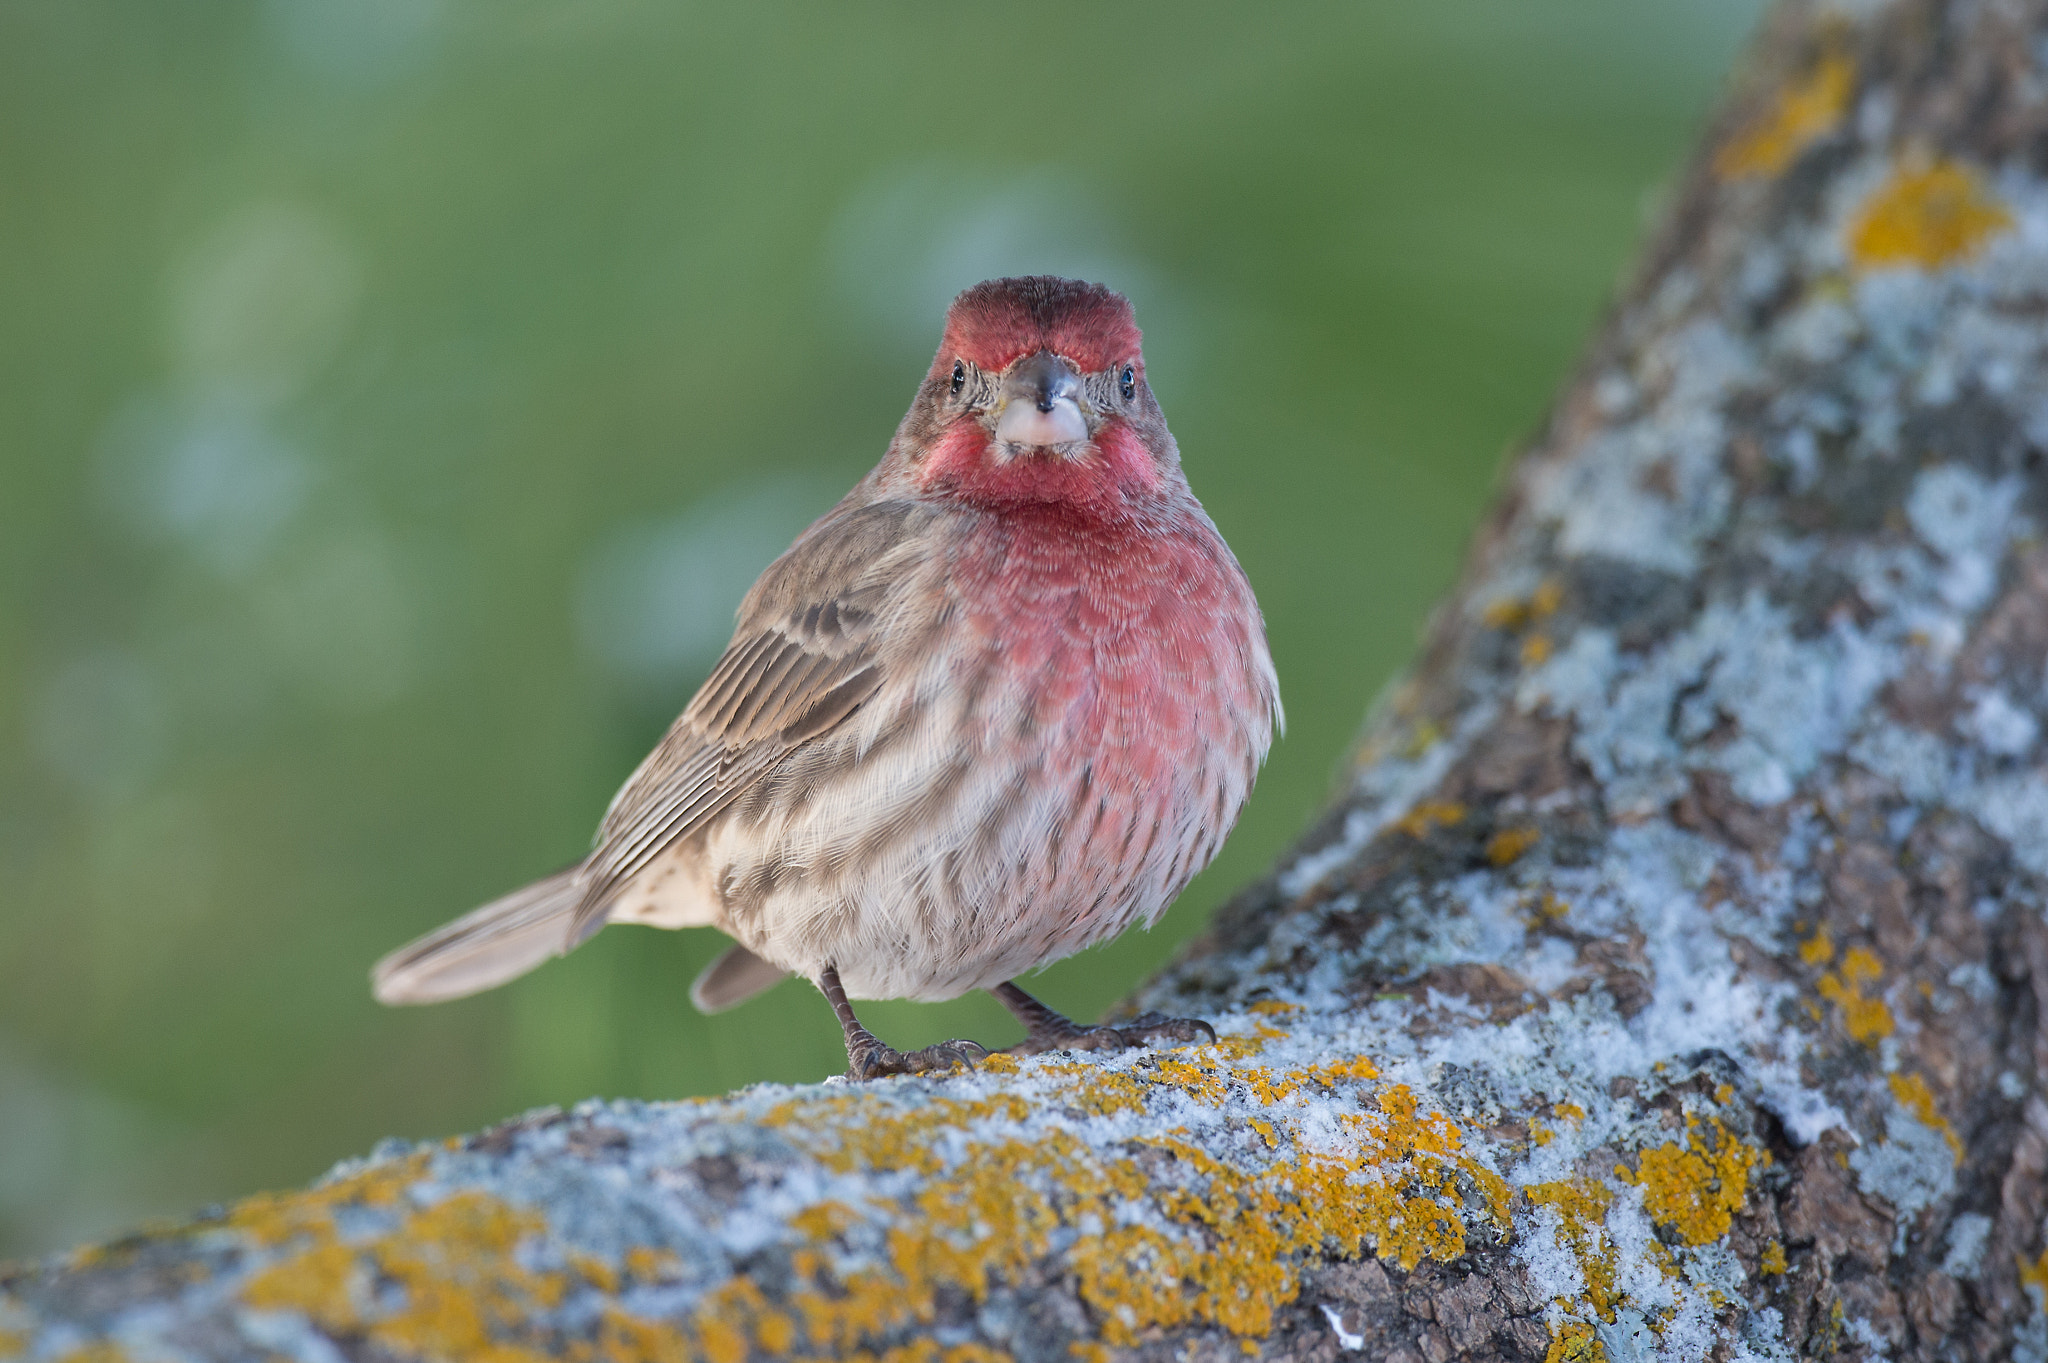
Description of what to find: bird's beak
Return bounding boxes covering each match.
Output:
[993,351,1091,448]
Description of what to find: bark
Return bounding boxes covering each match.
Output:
[10,1,2048,1358]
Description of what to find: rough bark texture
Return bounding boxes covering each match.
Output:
[11,1,2048,1359]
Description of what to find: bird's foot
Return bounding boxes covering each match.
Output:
[1005,1018,1132,1056]
[819,965,987,1081]
[993,980,1218,1056]
[1119,1011,1219,1048]
[846,1034,988,1081]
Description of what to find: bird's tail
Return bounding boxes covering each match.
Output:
[371,863,587,1005]
[689,943,788,1013]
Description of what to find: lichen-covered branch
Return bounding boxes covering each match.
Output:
[10,1,2048,1358]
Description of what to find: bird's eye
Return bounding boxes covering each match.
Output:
[1119,364,1136,402]
[950,360,966,396]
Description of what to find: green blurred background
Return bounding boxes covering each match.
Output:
[0,0,1761,1257]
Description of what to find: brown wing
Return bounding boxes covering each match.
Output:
[566,498,932,943]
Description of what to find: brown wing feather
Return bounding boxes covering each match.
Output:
[566,499,931,943]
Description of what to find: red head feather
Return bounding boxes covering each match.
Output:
[934,277,1143,378]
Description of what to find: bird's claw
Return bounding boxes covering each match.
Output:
[1006,1023,1129,1056]
[1121,1012,1218,1047]
[1006,1013,1215,1057]
[847,1037,988,1080]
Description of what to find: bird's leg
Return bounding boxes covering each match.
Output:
[991,981,1217,1056]
[817,965,987,1080]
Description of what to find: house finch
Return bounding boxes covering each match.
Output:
[373,276,1281,1079]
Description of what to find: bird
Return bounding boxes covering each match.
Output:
[371,276,1281,1079]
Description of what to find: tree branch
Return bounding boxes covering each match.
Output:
[10,1,2048,1358]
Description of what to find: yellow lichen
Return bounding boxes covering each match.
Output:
[371,1191,567,1348]
[246,1189,562,1363]
[62,1242,113,1272]
[591,1304,696,1363]
[1760,1240,1788,1276]
[1888,1072,1963,1165]
[1149,1057,1233,1105]
[688,1278,800,1363]
[220,1153,826,1363]
[1819,1301,1846,1352]
[569,1251,620,1295]
[49,1346,129,1363]
[1520,634,1554,667]
[622,1246,680,1283]
[1248,999,1301,1017]
[1046,1063,1149,1115]
[1546,1320,1604,1363]
[1401,720,1443,760]
[227,1152,427,1246]
[1616,1117,1759,1247]
[2020,1247,2048,1307]
[754,1309,798,1355]
[1483,597,1529,630]
[1848,159,2013,270]
[35,1033,1558,1360]
[1526,1179,1617,1321]
[1714,50,1855,179]
[1553,1102,1586,1125]
[241,1240,362,1332]
[1817,947,1893,1044]
[791,1201,860,1241]
[1487,827,1541,867]
[1304,1055,1380,1086]
[1524,893,1570,929]
[1798,926,1833,967]
[1395,801,1467,839]
[1207,1030,1278,1063]
[1483,580,1562,633]
[759,1061,1506,1348]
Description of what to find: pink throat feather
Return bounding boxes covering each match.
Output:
[918,420,1162,515]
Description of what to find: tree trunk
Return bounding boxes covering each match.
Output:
[10,1,2048,1358]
